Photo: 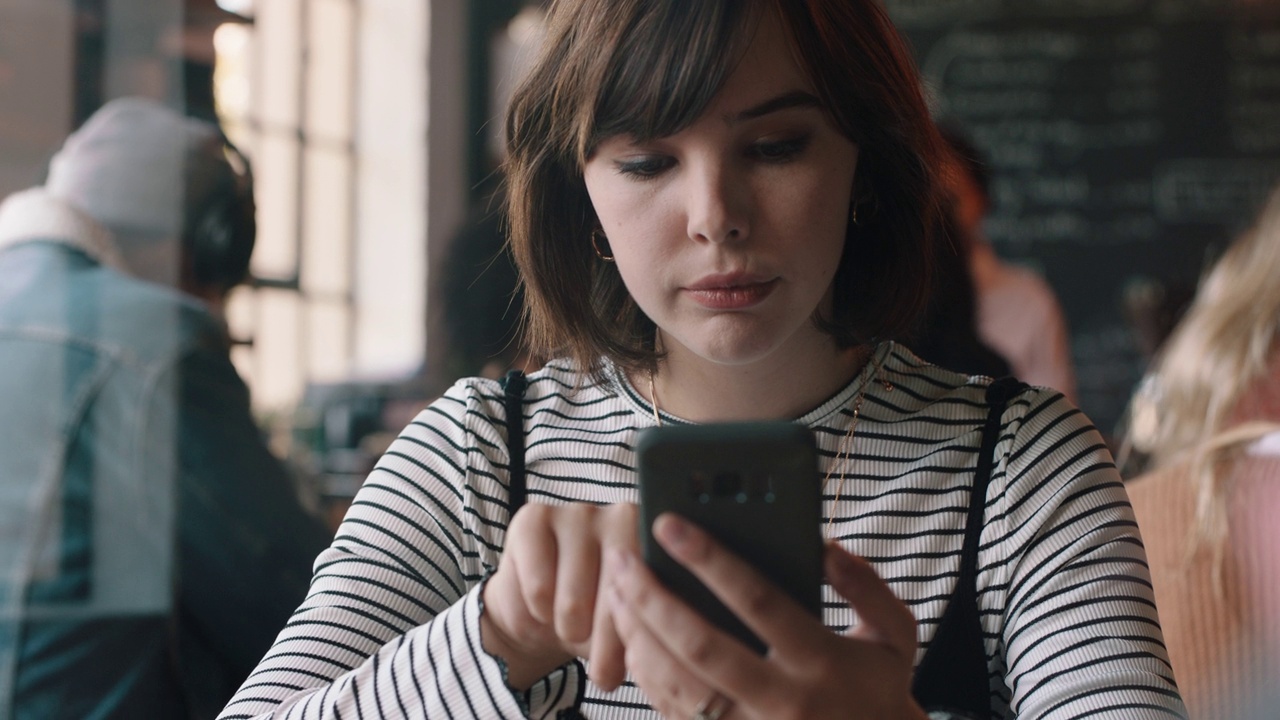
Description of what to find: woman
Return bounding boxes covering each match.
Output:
[1124,185,1280,719]
[220,2,1184,718]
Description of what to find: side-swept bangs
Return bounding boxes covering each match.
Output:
[584,4,756,160]
[506,0,763,376]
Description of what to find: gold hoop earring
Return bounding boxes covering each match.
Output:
[851,192,877,226]
[591,229,615,262]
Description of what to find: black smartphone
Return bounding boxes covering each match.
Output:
[635,421,823,654]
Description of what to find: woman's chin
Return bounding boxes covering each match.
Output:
[661,312,822,369]
[683,330,791,368]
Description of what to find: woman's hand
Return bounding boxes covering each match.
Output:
[481,502,637,691]
[608,514,928,720]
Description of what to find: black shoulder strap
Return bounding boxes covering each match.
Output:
[964,377,1026,576]
[911,376,1028,718]
[501,369,529,513]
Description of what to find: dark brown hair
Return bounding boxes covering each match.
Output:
[505,0,942,377]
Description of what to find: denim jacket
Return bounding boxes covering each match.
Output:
[0,190,330,719]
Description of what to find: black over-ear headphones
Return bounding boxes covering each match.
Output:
[183,135,256,293]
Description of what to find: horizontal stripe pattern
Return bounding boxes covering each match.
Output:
[219,343,1185,719]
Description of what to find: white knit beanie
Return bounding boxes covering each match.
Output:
[45,97,222,241]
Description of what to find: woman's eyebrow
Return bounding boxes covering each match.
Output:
[730,90,822,123]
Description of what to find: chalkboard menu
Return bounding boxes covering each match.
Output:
[885,0,1280,435]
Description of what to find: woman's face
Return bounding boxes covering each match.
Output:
[582,12,859,371]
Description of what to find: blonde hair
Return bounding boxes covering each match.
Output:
[1125,184,1280,563]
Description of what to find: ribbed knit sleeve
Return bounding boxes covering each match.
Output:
[216,379,582,720]
[989,390,1182,718]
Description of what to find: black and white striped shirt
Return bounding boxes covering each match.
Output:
[219,343,1185,719]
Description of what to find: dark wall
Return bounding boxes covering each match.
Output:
[466,0,525,199]
[886,0,1280,434]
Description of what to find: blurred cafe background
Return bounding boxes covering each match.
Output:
[2,0,1279,527]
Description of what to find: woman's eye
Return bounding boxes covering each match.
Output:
[751,135,811,163]
[615,155,674,179]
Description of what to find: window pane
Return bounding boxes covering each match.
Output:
[251,132,301,278]
[308,301,352,382]
[307,0,354,143]
[257,0,301,129]
[254,288,305,411]
[301,147,352,296]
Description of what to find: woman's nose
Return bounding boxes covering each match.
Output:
[685,161,749,244]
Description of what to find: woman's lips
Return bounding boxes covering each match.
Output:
[684,276,779,309]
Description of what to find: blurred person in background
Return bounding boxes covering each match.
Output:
[0,97,329,719]
[1123,183,1280,719]
[939,124,1077,402]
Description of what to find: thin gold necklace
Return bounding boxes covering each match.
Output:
[645,347,890,536]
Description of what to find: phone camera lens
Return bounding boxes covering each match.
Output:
[690,471,711,501]
[713,472,739,497]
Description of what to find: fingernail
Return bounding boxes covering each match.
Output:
[655,513,689,546]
